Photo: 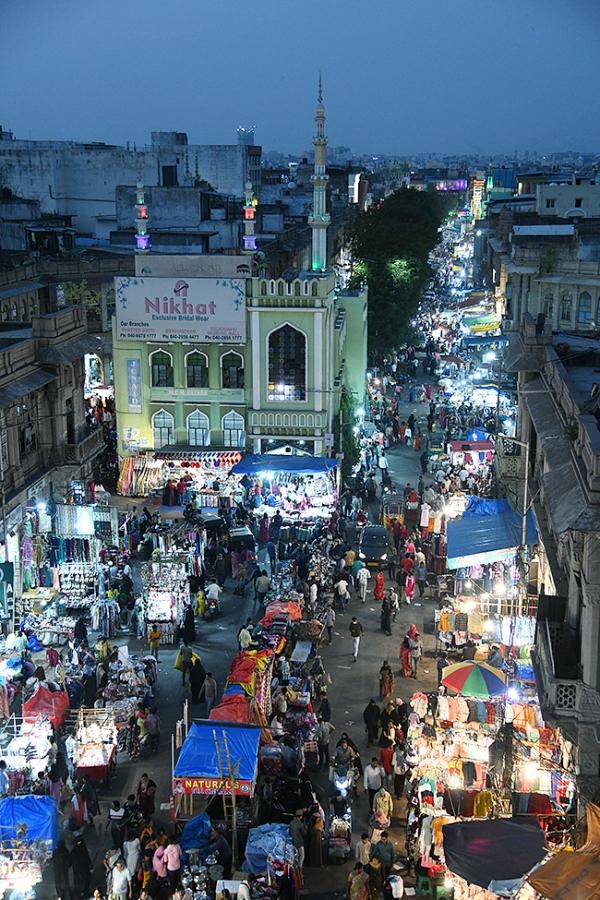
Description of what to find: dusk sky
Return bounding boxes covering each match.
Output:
[2,0,598,155]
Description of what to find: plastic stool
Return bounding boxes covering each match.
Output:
[416,874,433,896]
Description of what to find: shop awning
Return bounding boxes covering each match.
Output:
[36,334,102,364]
[173,721,261,796]
[461,335,508,348]
[449,440,495,453]
[231,454,339,475]
[463,314,501,332]
[153,446,243,465]
[23,685,70,729]
[528,803,600,900]
[446,496,538,569]
[0,796,60,848]
[0,368,57,408]
[443,818,547,888]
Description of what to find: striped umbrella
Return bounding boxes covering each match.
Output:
[441,661,506,697]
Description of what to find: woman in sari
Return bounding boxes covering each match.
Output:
[379,661,394,701]
[347,863,370,900]
[373,572,385,602]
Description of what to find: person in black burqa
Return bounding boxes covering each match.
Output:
[53,839,71,898]
[363,699,381,746]
[190,657,206,704]
[69,835,93,898]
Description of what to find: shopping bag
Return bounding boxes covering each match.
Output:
[173,649,183,671]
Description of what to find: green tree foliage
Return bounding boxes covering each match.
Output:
[348,189,456,354]
[60,279,101,318]
[333,388,360,477]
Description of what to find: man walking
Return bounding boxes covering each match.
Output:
[316,715,335,770]
[363,757,384,812]
[324,604,336,644]
[357,565,371,603]
[349,617,364,661]
[378,451,389,484]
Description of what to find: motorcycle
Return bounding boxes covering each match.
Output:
[331,763,358,800]
[204,596,220,619]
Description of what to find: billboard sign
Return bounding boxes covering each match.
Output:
[115,276,246,343]
[172,776,253,796]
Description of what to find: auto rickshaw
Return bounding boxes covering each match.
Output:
[381,491,404,528]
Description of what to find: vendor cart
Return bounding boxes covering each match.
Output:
[381,491,404,527]
[75,742,116,785]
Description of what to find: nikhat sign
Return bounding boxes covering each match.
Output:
[115,276,246,343]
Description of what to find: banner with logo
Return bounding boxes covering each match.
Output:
[0,563,14,621]
[115,276,246,344]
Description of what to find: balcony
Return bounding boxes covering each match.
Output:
[533,616,600,724]
[62,427,105,465]
[150,387,245,405]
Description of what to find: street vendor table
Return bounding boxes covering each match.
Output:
[290,641,313,664]
[75,742,116,783]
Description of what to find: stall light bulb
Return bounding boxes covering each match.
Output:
[444,877,454,889]
[494,583,505,596]
[448,774,462,788]
[524,762,539,781]
[464,578,472,589]
[484,619,494,631]
[507,686,520,701]
[463,599,476,613]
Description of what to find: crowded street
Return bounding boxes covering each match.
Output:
[0,208,580,900]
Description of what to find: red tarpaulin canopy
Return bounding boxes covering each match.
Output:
[209,694,253,723]
[23,686,70,729]
[260,602,303,629]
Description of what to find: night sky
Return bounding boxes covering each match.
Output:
[1,0,598,154]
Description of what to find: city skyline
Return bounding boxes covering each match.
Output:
[2,0,599,156]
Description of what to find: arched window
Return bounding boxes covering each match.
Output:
[185,351,208,388]
[560,294,572,322]
[221,352,244,389]
[260,280,267,296]
[187,409,210,446]
[542,291,553,319]
[277,280,284,296]
[152,409,174,449]
[578,291,592,325]
[10,304,17,321]
[1,305,8,322]
[222,410,245,448]
[268,324,306,401]
[311,281,318,297]
[150,349,174,387]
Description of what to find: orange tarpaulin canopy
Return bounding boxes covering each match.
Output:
[23,685,70,729]
[259,602,302,629]
[528,803,600,899]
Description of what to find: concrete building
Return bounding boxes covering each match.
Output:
[0,129,261,236]
[501,314,600,800]
[112,87,367,463]
[0,303,106,592]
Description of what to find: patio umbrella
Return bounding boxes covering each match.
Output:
[441,661,506,697]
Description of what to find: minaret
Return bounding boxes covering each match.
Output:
[309,75,330,272]
[242,180,257,253]
[135,182,150,253]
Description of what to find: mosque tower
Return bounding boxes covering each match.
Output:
[308,76,330,272]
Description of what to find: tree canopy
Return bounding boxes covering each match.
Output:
[348,188,456,354]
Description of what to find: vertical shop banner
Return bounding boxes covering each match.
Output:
[126,359,142,413]
[0,563,14,621]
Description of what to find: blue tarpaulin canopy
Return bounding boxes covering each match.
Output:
[443,818,546,888]
[231,454,338,475]
[174,722,261,785]
[0,796,60,848]
[447,496,537,569]
[243,823,295,874]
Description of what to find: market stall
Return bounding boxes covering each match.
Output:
[231,454,339,525]
[141,555,190,644]
[73,708,118,784]
[173,721,262,828]
[0,795,59,896]
[117,449,244,504]
[0,716,55,793]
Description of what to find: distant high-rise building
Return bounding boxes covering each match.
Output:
[237,126,255,146]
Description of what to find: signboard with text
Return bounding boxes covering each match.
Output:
[115,276,246,344]
[172,776,253,796]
